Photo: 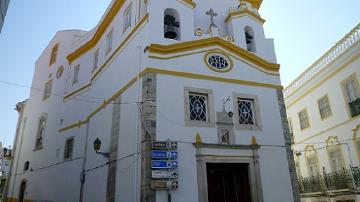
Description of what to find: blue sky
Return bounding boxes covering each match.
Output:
[0,0,359,147]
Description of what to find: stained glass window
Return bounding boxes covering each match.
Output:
[189,93,208,121]
[238,99,255,125]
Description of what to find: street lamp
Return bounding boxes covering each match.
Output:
[93,138,109,158]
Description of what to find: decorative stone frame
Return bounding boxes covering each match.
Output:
[217,125,235,145]
[353,124,360,162]
[325,136,346,172]
[304,145,321,176]
[184,87,215,127]
[298,108,311,131]
[316,94,333,121]
[340,73,360,118]
[195,143,263,202]
[233,93,262,131]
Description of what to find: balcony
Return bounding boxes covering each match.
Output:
[298,167,360,195]
[349,98,360,118]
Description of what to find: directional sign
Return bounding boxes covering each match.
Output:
[151,160,178,169]
[151,180,179,190]
[151,150,178,159]
[152,141,177,150]
[152,170,178,179]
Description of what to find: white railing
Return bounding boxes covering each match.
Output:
[284,23,360,98]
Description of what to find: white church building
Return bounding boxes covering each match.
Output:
[285,23,360,202]
[5,0,299,201]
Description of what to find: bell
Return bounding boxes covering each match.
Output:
[164,25,178,39]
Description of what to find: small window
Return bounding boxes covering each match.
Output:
[124,4,132,32]
[220,129,230,144]
[317,95,332,120]
[189,93,208,122]
[49,43,59,66]
[106,30,113,54]
[93,50,99,72]
[43,80,53,100]
[64,137,74,160]
[288,118,294,134]
[184,87,214,127]
[35,115,47,150]
[23,161,30,171]
[341,73,360,118]
[298,109,310,130]
[244,26,256,52]
[164,9,180,40]
[73,65,80,85]
[238,99,256,125]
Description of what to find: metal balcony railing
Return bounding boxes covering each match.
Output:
[349,98,360,118]
[298,167,359,194]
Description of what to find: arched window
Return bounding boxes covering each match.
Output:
[23,161,30,171]
[18,180,27,202]
[244,26,256,52]
[164,9,180,40]
[49,43,59,66]
[35,114,47,150]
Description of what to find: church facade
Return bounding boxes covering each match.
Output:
[285,24,360,202]
[5,0,299,201]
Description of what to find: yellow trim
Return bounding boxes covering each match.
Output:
[67,0,127,62]
[286,52,360,108]
[225,10,265,25]
[177,0,196,8]
[59,68,283,133]
[294,115,360,144]
[64,14,149,100]
[243,0,263,9]
[203,51,234,73]
[91,14,149,82]
[49,43,59,66]
[149,48,279,75]
[148,37,280,72]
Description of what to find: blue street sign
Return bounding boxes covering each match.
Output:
[151,151,178,159]
[152,160,178,169]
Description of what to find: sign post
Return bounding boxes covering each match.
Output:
[151,140,179,192]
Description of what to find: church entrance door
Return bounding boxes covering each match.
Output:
[206,163,252,202]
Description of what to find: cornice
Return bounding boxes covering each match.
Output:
[225,10,265,24]
[67,0,126,63]
[148,37,280,72]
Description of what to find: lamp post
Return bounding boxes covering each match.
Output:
[93,138,109,158]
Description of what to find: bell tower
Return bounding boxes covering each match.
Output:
[226,0,277,62]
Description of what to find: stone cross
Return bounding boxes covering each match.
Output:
[205,8,218,27]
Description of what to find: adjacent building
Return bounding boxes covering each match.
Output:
[5,0,299,201]
[285,23,360,201]
[0,0,10,33]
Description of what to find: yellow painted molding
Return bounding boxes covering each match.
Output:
[67,0,127,63]
[64,83,91,100]
[225,10,265,25]
[148,37,280,71]
[90,14,149,82]
[59,67,283,133]
[177,0,196,8]
[286,52,360,109]
[243,0,263,9]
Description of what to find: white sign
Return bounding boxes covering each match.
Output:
[152,170,178,179]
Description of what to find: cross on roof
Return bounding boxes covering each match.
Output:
[205,8,218,27]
